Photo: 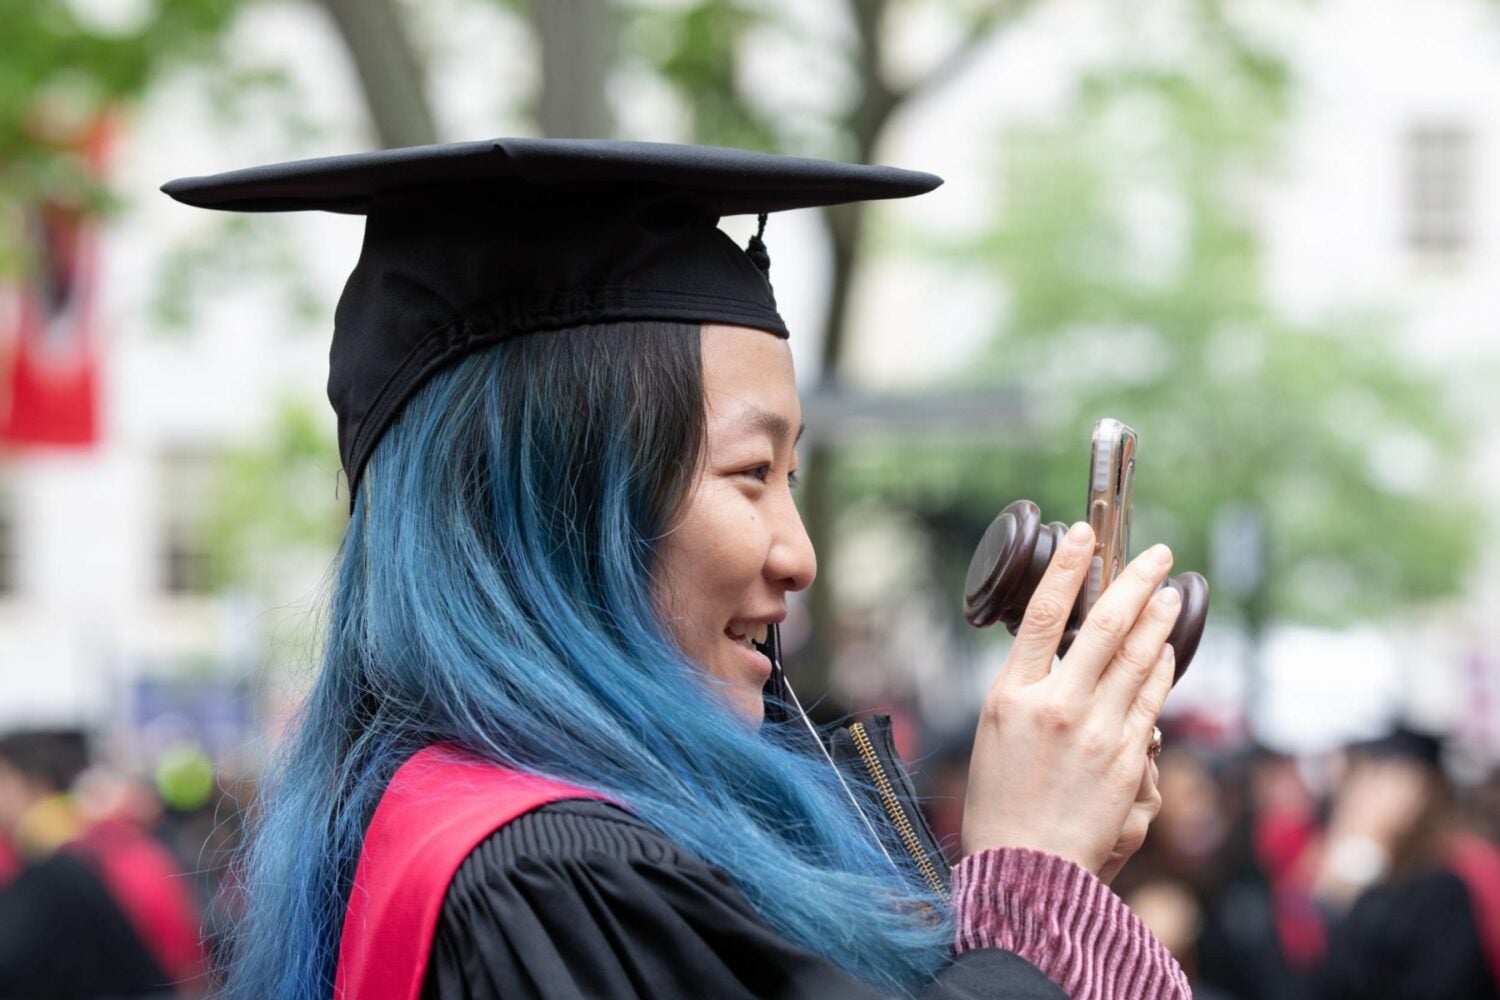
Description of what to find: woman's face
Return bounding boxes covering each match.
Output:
[654,324,816,724]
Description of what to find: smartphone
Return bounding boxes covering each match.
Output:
[1083,418,1137,617]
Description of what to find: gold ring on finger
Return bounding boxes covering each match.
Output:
[1147,725,1163,760]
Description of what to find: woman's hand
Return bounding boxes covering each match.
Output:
[961,522,1180,878]
[1098,757,1162,885]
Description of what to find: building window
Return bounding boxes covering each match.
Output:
[160,449,219,595]
[1405,122,1474,264]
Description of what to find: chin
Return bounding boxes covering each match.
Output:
[731,691,766,728]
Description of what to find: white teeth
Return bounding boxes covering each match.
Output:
[726,622,771,647]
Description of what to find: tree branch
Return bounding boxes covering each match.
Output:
[848,0,899,156]
[315,0,438,149]
[529,0,613,138]
[893,0,1040,108]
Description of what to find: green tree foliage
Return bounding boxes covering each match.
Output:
[622,0,779,151]
[0,0,240,272]
[202,398,347,597]
[838,9,1475,633]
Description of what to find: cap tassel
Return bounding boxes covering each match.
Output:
[745,212,771,272]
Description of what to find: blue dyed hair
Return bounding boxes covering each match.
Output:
[226,322,952,997]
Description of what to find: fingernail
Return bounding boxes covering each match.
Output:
[1148,543,1171,566]
[1156,585,1181,608]
[1067,521,1091,544]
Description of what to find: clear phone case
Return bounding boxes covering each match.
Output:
[1083,418,1137,615]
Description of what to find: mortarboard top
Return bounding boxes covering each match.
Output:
[162,139,942,492]
[1349,725,1446,769]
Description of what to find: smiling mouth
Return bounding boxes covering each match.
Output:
[724,622,771,650]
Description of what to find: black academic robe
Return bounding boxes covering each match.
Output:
[420,799,1065,999]
[0,850,175,999]
[1313,867,1500,1000]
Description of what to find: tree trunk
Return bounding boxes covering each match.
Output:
[316,0,438,149]
[529,0,613,138]
[794,0,891,697]
[797,199,867,692]
[796,0,1030,699]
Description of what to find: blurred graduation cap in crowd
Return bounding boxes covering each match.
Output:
[161,139,941,492]
[0,728,91,794]
[1349,724,1446,770]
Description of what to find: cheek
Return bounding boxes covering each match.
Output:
[655,489,769,626]
[683,524,766,606]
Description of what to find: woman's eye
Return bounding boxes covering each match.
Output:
[741,465,799,488]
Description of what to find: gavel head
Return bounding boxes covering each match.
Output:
[963,499,1207,684]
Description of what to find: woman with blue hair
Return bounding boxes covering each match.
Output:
[164,140,1189,999]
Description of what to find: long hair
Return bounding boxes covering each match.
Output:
[226,322,952,997]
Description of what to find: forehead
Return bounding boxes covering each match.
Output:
[700,325,800,439]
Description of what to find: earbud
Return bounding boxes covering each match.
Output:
[962,500,1207,683]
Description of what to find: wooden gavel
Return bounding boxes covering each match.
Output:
[962,500,1208,683]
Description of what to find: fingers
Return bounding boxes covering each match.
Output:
[1127,644,1176,742]
[1128,747,1161,812]
[1095,585,1183,716]
[1100,763,1162,886]
[1139,755,1160,806]
[1122,757,1163,855]
[1005,521,1094,686]
[1124,764,1163,848]
[1058,543,1175,696]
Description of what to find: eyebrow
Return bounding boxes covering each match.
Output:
[740,406,805,446]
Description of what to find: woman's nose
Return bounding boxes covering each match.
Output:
[767,496,817,592]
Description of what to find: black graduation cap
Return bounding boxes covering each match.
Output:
[1349,725,1446,770]
[161,139,942,492]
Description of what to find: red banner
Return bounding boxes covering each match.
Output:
[0,121,110,449]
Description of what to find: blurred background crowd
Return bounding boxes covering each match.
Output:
[2,0,1498,996]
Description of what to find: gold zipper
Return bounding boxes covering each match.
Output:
[848,721,948,902]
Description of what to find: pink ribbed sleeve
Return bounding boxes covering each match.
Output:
[951,848,1191,999]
